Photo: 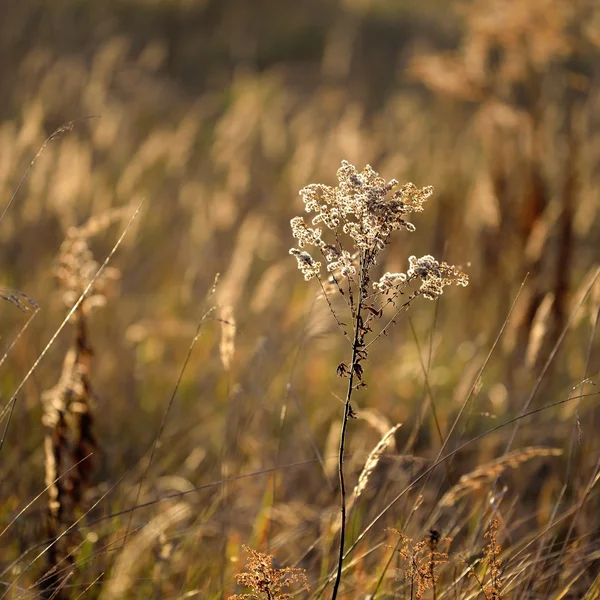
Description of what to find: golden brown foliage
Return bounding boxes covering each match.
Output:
[230,545,309,600]
[0,1,598,598]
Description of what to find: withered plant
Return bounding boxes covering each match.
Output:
[230,545,309,600]
[483,519,503,600]
[388,528,452,600]
[289,160,468,599]
[465,519,504,600]
[40,217,120,598]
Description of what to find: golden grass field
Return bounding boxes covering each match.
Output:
[0,0,599,598]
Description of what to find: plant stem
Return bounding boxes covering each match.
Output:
[331,276,365,600]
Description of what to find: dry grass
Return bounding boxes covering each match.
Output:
[439,446,564,508]
[0,0,599,598]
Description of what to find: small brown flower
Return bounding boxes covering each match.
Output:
[230,545,309,600]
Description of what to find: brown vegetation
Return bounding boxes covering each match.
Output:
[0,1,599,598]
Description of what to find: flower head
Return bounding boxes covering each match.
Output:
[290,161,469,302]
[289,248,321,281]
[230,545,309,600]
[407,255,469,300]
[290,161,436,282]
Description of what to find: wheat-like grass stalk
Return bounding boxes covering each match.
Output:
[439,446,563,508]
[327,423,401,540]
[220,304,237,372]
[352,423,401,505]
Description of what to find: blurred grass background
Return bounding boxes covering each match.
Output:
[0,0,599,597]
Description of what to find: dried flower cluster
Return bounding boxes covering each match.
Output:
[484,519,503,600]
[290,161,468,301]
[289,162,469,600]
[389,529,452,600]
[465,519,504,600]
[230,545,309,600]
[377,254,469,300]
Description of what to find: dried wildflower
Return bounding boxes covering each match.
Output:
[289,161,468,600]
[484,519,503,600]
[326,249,356,277]
[292,161,433,270]
[289,248,321,281]
[289,216,322,247]
[230,545,309,600]
[465,519,504,600]
[389,529,453,600]
[374,255,468,299]
[408,254,470,299]
[290,162,468,301]
[372,271,407,293]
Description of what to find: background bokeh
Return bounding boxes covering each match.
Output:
[1,0,599,597]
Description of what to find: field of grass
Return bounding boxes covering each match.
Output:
[0,0,599,598]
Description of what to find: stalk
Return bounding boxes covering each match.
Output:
[331,262,365,600]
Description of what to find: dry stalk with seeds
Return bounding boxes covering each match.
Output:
[0,289,39,312]
[230,545,309,600]
[349,423,400,514]
[389,528,452,600]
[438,446,563,507]
[289,161,469,599]
[484,519,503,600]
[466,519,504,600]
[40,218,120,598]
[329,423,401,542]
